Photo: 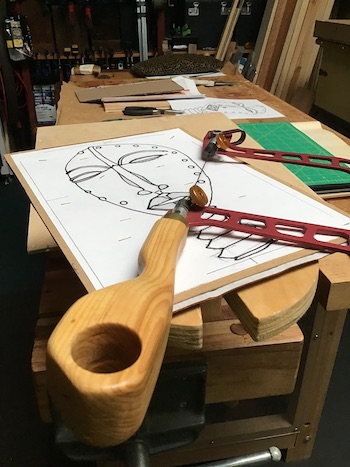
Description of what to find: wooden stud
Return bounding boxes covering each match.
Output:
[251,0,279,84]
[317,253,350,311]
[272,0,309,98]
[254,0,298,90]
[215,0,243,62]
[286,303,347,461]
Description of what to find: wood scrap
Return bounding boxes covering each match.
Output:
[284,0,334,103]
[271,0,309,98]
[215,0,244,62]
[251,0,279,85]
[225,262,319,341]
[272,0,335,104]
[254,0,298,90]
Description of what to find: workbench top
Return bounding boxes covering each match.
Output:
[57,62,312,126]
[29,60,350,341]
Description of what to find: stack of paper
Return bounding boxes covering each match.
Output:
[101,77,204,112]
[75,78,183,103]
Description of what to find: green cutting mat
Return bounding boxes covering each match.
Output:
[238,122,350,192]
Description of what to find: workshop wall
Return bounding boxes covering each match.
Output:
[19,0,267,63]
[7,0,145,129]
[1,0,267,138]
[332,0,350,18]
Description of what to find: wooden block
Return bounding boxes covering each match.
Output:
[224,263,318,341]
[204,321,304,403]
[166,318,304,404]
[33,312,304,424]
[317,253,350,311]
[201,297,223,322]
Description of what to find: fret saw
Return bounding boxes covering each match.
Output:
[46,129,350,448]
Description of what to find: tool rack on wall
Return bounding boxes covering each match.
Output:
[20,0,158,72]
[2,0,163,133]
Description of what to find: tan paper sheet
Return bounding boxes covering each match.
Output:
[75,78,183,103]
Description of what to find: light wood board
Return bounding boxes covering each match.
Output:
[8,112,346,341]
[215,0,244,62]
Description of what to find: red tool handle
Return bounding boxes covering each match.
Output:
[68,3,75,26]
[85,6,92,29]
[186,205,350,254]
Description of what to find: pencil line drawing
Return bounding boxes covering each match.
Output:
[65,143,212,216]
[196,225,276,261]
[169,98,284,120]
[180,102,267,116]
[11,128,350,300]
[65,142,277,262]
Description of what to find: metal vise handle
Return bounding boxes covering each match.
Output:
[196,446,282,466]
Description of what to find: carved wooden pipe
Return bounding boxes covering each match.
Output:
[46,212,188,447]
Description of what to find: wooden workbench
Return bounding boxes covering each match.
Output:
[30,62,350,465]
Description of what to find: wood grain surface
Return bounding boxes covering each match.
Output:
[47,215,188,446]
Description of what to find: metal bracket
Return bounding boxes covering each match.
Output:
[220,1,230,16]
[241,0,252,15]
[188,1,200,17]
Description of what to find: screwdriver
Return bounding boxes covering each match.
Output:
[123,106,183,116]
[192,79,236,87]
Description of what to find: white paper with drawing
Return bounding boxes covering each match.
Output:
[169,97,284,119]
[8,128,349,310]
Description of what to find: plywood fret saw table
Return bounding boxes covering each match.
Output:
[28,62,350,465]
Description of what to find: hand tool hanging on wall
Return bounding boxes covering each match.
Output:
[136,0,148,61]
[68,1,75,26]
[2,0,36,149]
[84,0,92,27]
[83,0,93,50]
[0,0,19,147]
[4,3,33,61]
[44,0,59,53]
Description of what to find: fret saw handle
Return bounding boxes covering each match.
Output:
[46,214,188,447]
